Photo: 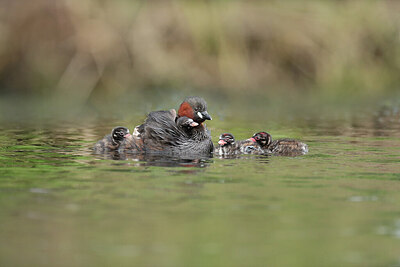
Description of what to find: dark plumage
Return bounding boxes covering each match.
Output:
[176,116,199,134]
[252,131,308,156]
[94,126,131,152]
[215,133,263,156]
[133,105,214,155]
[103,97,213,156]
[177,96,212,123]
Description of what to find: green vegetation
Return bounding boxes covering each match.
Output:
[1,119,400,266]
[1,0,400,105]
[2,3,400,266]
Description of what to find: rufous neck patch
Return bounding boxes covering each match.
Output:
[178,102,194,119]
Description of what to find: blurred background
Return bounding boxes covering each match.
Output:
[2,2,400,266]
[0,0,400,121]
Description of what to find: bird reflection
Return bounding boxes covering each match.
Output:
[94,150,213,168]
[93,150,272,167]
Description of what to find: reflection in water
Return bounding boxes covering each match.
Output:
[93,150,273,167]
[298,103,400,138]
[1,104,399,169]
[1,107,400,266]
[94,151,213,168]
[373,104,400,136]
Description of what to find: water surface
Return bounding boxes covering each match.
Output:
[0,107,400,266]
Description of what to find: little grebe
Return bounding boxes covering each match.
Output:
[215,133,264,156]
[94,126,131,152]
[132,97,214,155]
[251,131,308,156]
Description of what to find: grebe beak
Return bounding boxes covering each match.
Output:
[201,111,212,120]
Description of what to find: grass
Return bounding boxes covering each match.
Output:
[1,0,400,104]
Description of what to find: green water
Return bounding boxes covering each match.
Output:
[1,108,400,266]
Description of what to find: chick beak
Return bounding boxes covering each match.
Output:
[247,137,256,143]
[190,121,199,127]
[218,139,227,146]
